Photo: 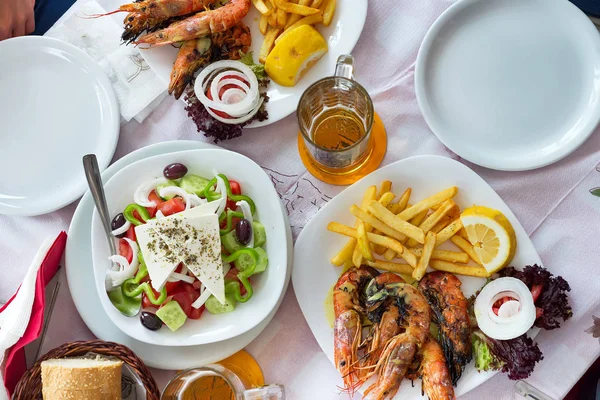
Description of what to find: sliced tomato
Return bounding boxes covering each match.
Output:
[535,307,544,319]
[226,180,242,210]
[229,180,242,195]
[119,238,133,264]
[148,190,164,205]
[165,263,183,293]
[142,287,162,309]
[206,89,231,119]
[157,197,186,216]
[172,292,192,317]
[125,225,137,242]
[492,307,500,316]
[530,284,543,303]
[224,268,247,296]
[189,305,205,320]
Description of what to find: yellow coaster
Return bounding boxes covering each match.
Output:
[298,112,387,185]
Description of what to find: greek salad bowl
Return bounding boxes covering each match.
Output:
[91,149,288,346]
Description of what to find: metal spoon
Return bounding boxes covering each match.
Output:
[83,154,141,317]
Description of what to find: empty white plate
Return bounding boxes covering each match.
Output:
[0,37,119,216]
[415,0,600,171]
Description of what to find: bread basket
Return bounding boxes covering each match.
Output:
[13,340,160,400]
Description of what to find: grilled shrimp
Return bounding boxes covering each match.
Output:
[360,273,404,377]
[363,282,430,399]
[333,266,379,394]
[211,21,251,60]
[134,0,251,47]
[88,0,218,43]
[419,271,471,385]
[420,337,456,400]
[169,37,212,99]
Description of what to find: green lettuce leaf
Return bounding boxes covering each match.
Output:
[239,51,268,82]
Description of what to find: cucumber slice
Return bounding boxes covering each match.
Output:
[155,180,180,200]
[180,174,211,196]
[205,294,236,314]
[222,229,243,253]
[252,221,267,248]
[234,247,268,275]
[156,301,187,332]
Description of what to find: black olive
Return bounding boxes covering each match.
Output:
[163,163,188,180]
[140,311,162,331]
[111,213,127,238]
[235,219,252,245]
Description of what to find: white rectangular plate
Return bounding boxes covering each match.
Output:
[292,155,542,398]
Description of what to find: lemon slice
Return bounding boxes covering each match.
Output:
[460,206,517,274]
[265,25,328,87]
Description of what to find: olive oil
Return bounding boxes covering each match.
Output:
[312,107,366,150]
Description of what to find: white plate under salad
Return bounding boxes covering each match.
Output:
[91,148,288,346]
[67,140,292,369]
[292,155,543,398]
[140,0,367,127]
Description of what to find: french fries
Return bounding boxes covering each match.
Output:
[252,0,272,14]
[409,248,469,264]
[435,218,462,246]
[259,27,281,63]
[398,187,458,221]
[277,13,323,44]
[275,0,320,15]
[450,235,482,265]
[321,0,336,26]
[368,201,425,244]
[328,183,495,279]
[430,260,490,278]
[357,222,373,261]
[413,232,436,281]
[252,0,334,63]
[367,260,413,275]
[327,222,417,267]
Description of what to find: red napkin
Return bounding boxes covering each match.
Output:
[0,231,67,397]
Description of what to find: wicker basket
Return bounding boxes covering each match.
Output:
[13,340,160,400]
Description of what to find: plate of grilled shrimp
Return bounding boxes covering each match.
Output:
[293,155,573,399]
[93,0,368,129]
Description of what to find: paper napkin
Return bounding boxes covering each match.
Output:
[45,1,167,123]
[0,232,67,398]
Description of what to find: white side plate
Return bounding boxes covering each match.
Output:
[415,0,600,171]
[292,155,542,398]
[140,0,367,127]
[91,149,288,346]
[0,36,119,215]
[67,140,292,368]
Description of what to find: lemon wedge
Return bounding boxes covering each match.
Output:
[460,206,517,274]
[265,25,328,87]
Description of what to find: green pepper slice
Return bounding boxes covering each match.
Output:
[121,254,167,306]
[222,248,258,303]
[203,174,256,215]
[219,210,244,235]
[123,204,152,226]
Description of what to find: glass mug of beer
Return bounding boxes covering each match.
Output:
[162,364,284,400]
[297,54,375,176]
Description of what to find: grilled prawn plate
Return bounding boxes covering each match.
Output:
[333,267,457,400]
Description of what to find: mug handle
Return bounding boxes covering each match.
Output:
[334,54,354,80]
[242,384,285,399]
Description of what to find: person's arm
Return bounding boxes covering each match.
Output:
[0,0,35,40]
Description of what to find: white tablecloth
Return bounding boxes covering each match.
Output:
[1,0,599,399]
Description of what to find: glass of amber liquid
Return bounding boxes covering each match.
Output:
[161,351,284,400]
[297,54,374,176]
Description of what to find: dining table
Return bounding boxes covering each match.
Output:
[1,0,599,398]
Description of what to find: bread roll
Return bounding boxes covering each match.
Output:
[41,357,122,400]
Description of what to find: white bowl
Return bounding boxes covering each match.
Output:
[91,149,288,346]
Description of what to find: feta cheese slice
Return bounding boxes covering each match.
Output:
[173,198,224,219]
[134,223,180,291]
[152,214,225,304]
